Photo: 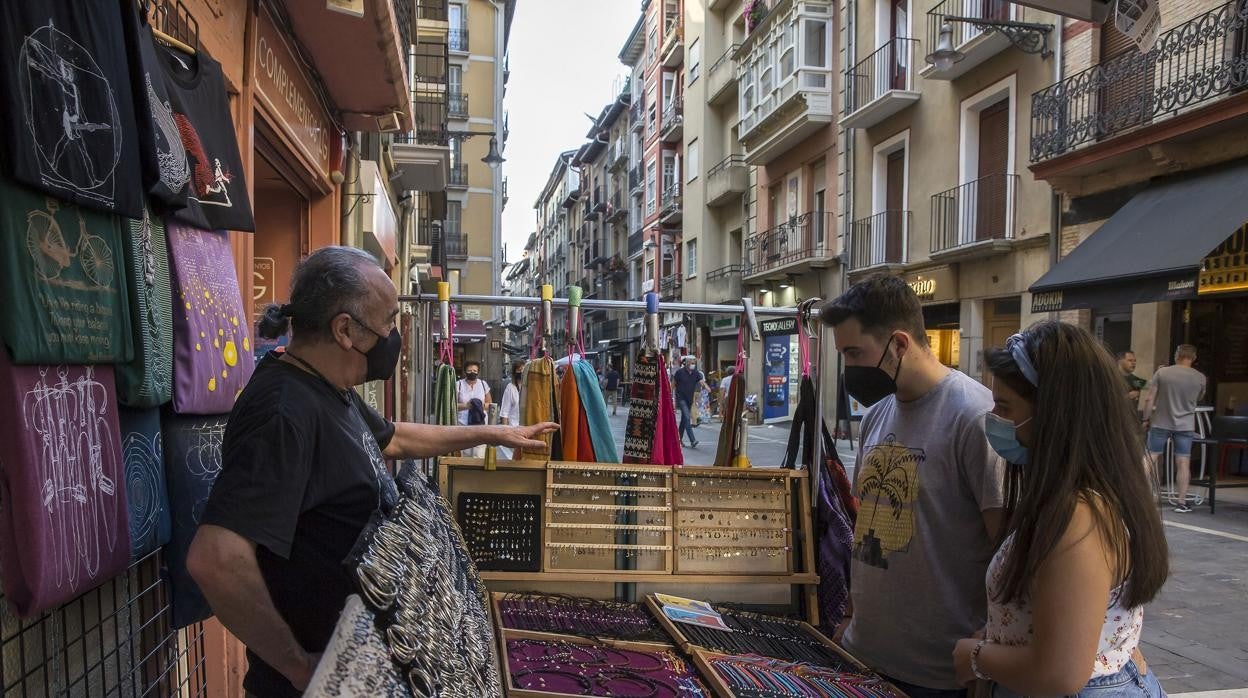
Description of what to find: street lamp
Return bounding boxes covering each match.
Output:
[445,130,506,169]
[926,16,1054,70]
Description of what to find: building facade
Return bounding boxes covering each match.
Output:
[1027,0,1248,413]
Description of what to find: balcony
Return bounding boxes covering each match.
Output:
[706,155,749,207]
[706,264,744,300]
[743,211,838,280]
[449,28,469,53]
[447,163,468,189]
[661,274,683,299]
[448,91,468,119]
[661,20,684,68]
[736,2,836,164]
[708,44,741,106]
[661,99,684,142]
[1031,0,1248,166]
[592,185,607,214]
[410,90,449,144]
[922,0,1016,80]
[408,44,448,85]
[561,185,580,209]
[608,140,629,170]
[279,0,411,132]
[849,211,910,273]
[629,165,643,195]
[415,0,448,22]
[929,173,1019,262]
[445,222,468,260]
[707,264,743,283]
[502,177,509,207]
[660,181,683,224]
[630,100,645,130]
[628,230,645,255]
[843,39,920,130]
[605,255,629,279]
[609,190,628,222]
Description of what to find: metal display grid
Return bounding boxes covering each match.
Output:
[0,549,208,697]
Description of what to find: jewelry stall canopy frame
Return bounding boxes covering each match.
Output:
[401,291,829,474]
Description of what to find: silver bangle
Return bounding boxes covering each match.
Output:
[971,638,994,681]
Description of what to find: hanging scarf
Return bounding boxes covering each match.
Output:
[623,351,659,463]
[558,362,584,460]
[518,311,560,460]
[434,364,458,426]
[783,303,818,470]
[573,360,618,462]
[652,354,683,466]
[817,422,858,633]
[715,325,747,468]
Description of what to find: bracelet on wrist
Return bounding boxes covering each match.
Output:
[971,639,993,681]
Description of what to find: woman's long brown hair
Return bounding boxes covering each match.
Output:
[985,321,1168,609]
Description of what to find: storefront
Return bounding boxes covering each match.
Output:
[1031,160,1248,412]
[904,266,961,369]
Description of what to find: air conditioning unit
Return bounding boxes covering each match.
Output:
[376,112,403,133]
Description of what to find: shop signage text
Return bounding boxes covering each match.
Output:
[909,278,936,300]
[255,7,333,178]
[761,317,797,336]
[1199,225,1248,295]
[253,256,276,319]
[1031,290,1063,313]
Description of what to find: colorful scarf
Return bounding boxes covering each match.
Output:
[652,354,683,466]
[433,363,458,426]
[623,351,659,463]
[519,357,559,460]
[573,360,618,462]
[715,329,747,468]
[558,363,584,460]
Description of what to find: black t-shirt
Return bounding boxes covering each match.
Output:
[605,369,620,391]
[0,0,144,218]
[121,0,191,208]
[202,352,399,697]
[673,367,704,404]
[155,43,255,231]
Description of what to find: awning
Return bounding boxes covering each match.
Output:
[1029,162,1248,312]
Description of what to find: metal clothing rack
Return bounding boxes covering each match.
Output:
[400,291,827,479]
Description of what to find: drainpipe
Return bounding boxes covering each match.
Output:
[1048,10,1064,272]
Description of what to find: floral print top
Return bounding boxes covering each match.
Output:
[986,533,1144,677]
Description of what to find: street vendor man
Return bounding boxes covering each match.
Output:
[187,246,558,697]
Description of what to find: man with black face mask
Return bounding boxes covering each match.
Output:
[186,247,557,697]
[821,274,1004,698]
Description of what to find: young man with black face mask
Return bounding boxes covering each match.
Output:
[821,274,1004,698]
[186,247,557,697]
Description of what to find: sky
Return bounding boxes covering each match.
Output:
[501,0,638,264]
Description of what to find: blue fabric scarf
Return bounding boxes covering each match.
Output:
[573,360,618,462]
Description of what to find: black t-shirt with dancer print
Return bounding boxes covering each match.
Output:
[120,0,191,209]
[202,352,399,697]
[154,43,254,231]
[0,0,145,218]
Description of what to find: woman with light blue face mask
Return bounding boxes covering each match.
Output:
[952,321,1170,698]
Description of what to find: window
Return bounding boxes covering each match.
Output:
[449,65,462,93]
[780,25,795,79]
[741,64,755,113]
[689,39,702,83]
[645,160,657,215]
[449,136,462,168]
[686,140,699,182]
[646,26,658,66]
[686,239,698,278]
[803,19,829,68]
[662,153,676,193]
[663,73,676,105]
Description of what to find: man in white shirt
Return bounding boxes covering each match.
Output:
[497,361,524,459]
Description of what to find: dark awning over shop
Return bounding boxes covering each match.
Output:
[1029,162,1248,312]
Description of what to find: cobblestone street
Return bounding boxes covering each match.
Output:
[607,412,1248,696]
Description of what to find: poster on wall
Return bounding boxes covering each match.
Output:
[762,318,797,422]
[0,357,131,617]
[0,179,134,364]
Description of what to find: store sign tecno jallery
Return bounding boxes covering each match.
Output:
[254,5,333,179]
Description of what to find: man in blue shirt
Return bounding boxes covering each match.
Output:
[672,355,708,447]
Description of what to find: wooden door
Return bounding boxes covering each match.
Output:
[976,100,1009,241]
[891,0,908,89]
[1099,19,1154,136]
[885,150,905,263]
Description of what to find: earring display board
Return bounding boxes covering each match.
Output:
[672,470,792,575]
[457,492,542,572]
[437,458,821,625]
[545,462,674,575]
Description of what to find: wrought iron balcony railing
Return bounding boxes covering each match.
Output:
[449,28,469,52]
[445,227,468,259]
[628,230,645,254]
[630,100,644,128]
[415,0,447,22]
[707,44,741,99]
[661,274,683,298]
[448,163,468,187]
[743,211,836,277]
[706,264,743,282]
[629,165,643,193]
[845,38,918,115]
[926,0,1013,61]
[930,173,1018,253]
[1030,0,1248,162]
[849,210,910,269]
[448,91,468,118]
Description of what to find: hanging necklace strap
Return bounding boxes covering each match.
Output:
[284,351,352,405]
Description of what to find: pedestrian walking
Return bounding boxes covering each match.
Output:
[602,364,621,416]
[672,355,708,448]
[1142,345,1206,512]
[953,321,1168,697]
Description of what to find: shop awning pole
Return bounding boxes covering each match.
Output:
[400,292,819,319]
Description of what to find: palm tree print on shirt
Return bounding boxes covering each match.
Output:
[852,434,923,569]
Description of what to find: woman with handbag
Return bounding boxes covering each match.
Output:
[953,321,1168,697]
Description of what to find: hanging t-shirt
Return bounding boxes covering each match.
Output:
[202,353,398,697]
[0,0,144,218]
[155,45,254,232]
[0,178,134,364]
[120,0,191,208]
[0,355,131,617]
[166,220,255,414]
[116,208,174,407]
[118,405,172,561]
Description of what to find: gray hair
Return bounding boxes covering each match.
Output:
[256,246,380,342]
